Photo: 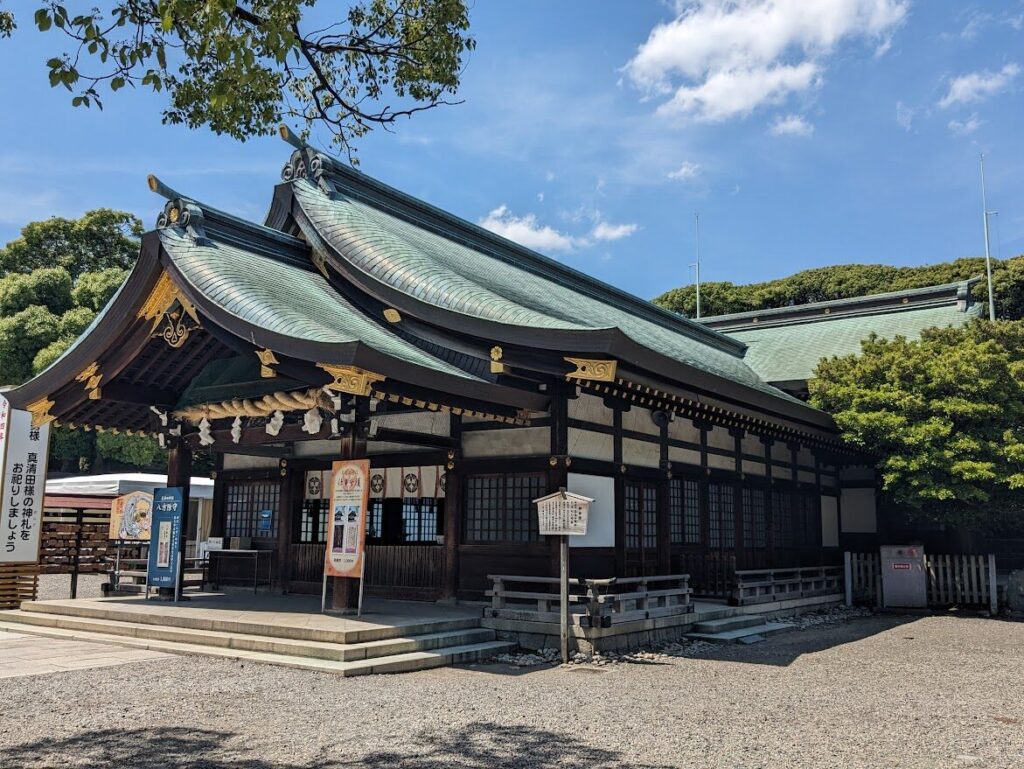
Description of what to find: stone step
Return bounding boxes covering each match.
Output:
[691,615,765,634]
[685,621,795,644]
[0,609,495,662]
[0,620,515,676]
[18,600,479,644]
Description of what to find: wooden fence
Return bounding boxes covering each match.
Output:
[678,552,736,598]
[844,551,998,613]
[731,565,843,606]
[0,563,39,609]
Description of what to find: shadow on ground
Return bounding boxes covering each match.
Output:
[0,723,674,769]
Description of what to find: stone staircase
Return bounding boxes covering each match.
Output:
[685,614,795,645]
[0,600,514,676]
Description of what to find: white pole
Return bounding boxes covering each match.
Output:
[980,154,997,321]
[560,534,569,664]
[357,555,366,618]
[693,213,702,319]
[320,570,328,613]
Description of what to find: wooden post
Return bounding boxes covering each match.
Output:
[988,553,998,616]
[167,442,192,598]
[331,405,368,612]
[560,534,569,664]
[441,415,462,601]
[70,508,84,599]
[275,467,300,592]
[549,386,570,577]
[844,551,852,607]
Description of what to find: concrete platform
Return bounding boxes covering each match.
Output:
[0,591,512,676]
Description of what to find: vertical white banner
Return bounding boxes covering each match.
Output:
[0,395,52,564]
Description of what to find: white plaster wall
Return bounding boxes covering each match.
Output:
[222,454,280,470]
[293,439,340,458]
[742,459,766,476]
[798,469,816,484]
[569,393,614,426]
[462,426,549,458]
[707,452,735,471]
[567,473,615,548]
[821,495,839,547]
[568,428,614,462]
[741,433,764,456]
[668,446,701,468]
[623,437,660,468]
[840,487,878,533]
[771,442,792,463]
[668,416,700,443]
[707,425,734,451]
[371,410,450,436]
[621,406,661,436]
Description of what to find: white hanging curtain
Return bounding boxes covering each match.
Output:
[369,468,386,500]
[304,470,329,501]
[384,467,403,499]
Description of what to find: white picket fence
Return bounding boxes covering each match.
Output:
[844,551,998,614]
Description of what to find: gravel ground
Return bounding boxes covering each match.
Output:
[34,573,107,601]
[1,612,1022,769]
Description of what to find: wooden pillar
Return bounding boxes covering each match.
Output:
[331,404,368,611]
[210,453,226,538]
[276,466,301,592]
[167,441,192,593]
[548,385,570,576]
[442,414,462,601]
[613,406,626,577]
[657,419,671,575]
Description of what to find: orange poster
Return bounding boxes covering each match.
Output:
[323,459,369,578]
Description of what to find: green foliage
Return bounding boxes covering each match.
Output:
[0,305,60,384]
[15,1,474,155]
[58,306,96,339]
[72,268,128,311]
[0,273,38,316]
[50,426,95,472]
[96,431,163,468]
[32,336,73,375]
[653,256,1024,320]
[0,209,141,279]
[0,2,13,37]
[810,321,1024,530]
[0,267,73,315]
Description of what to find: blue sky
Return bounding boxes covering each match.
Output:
[0,1,1022,301]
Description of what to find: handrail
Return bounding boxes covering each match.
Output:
[731,565,843,606]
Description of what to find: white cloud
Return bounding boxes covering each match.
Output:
[895,101,914,131]
[948,114,983,136]
[769,113,815,137]
[478,205,578,252]
[626,0,908,122]
[537,192,545,202]
[591,221,639,241]
[667,160,701,180]
[938,63,1020,109]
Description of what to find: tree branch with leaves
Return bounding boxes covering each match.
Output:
[16,0,473,157]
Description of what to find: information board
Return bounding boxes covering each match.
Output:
[323,459,369,578]
[0,395,52,564]
[147,487,184,589]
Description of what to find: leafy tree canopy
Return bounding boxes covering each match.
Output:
[10,0,473,155]
[0,209,141,279]
[653,256,1024,321]
[810,321,1024,531]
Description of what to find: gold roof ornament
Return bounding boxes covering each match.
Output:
[26,397,56,428]
[383,308,402,323]
[564,357,617,382]
[74,362,103,400]
[490,345,506,375]
[255,348,280,379]
[317,364,386,397]
[138,271,201,349]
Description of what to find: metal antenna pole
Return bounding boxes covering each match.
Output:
[980,154,996,321]
[692,213,702,319]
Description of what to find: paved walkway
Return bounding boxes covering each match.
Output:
[0,630,169,679]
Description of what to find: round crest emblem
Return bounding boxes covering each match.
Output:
[307,475,322,498]
[370,473,385,494]
[403,473,420,494]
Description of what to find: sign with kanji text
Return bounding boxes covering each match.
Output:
[533,490,593,536]
[147,487,184,588]
[324,459,370,578]
[0,395,51,564]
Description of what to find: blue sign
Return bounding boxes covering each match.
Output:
[147,487,184,589]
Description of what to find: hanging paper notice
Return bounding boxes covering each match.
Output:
[324,459,369,578]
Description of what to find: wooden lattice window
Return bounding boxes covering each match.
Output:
[464,473,544,543]
[742,486,767,549]
[298,499,328,544]
[669,478,700,545]
[772,488,793,548]
[402,498,438,542]
[708,481,735,549]
[625,482,658,550]
[224,480,281,539]
[366,499,384,541]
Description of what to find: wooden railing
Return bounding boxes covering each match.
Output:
[365,545,444,599]
[678,552,735,598]
[485,573,693,627]
[732,565,843,606]
[844,552,880,606]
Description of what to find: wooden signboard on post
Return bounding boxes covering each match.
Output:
[534,488,593,664]
[322,459,370,615]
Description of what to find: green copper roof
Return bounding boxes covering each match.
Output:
[725,302,983,383]
[158,226,480,381]
[290,179,802,404]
